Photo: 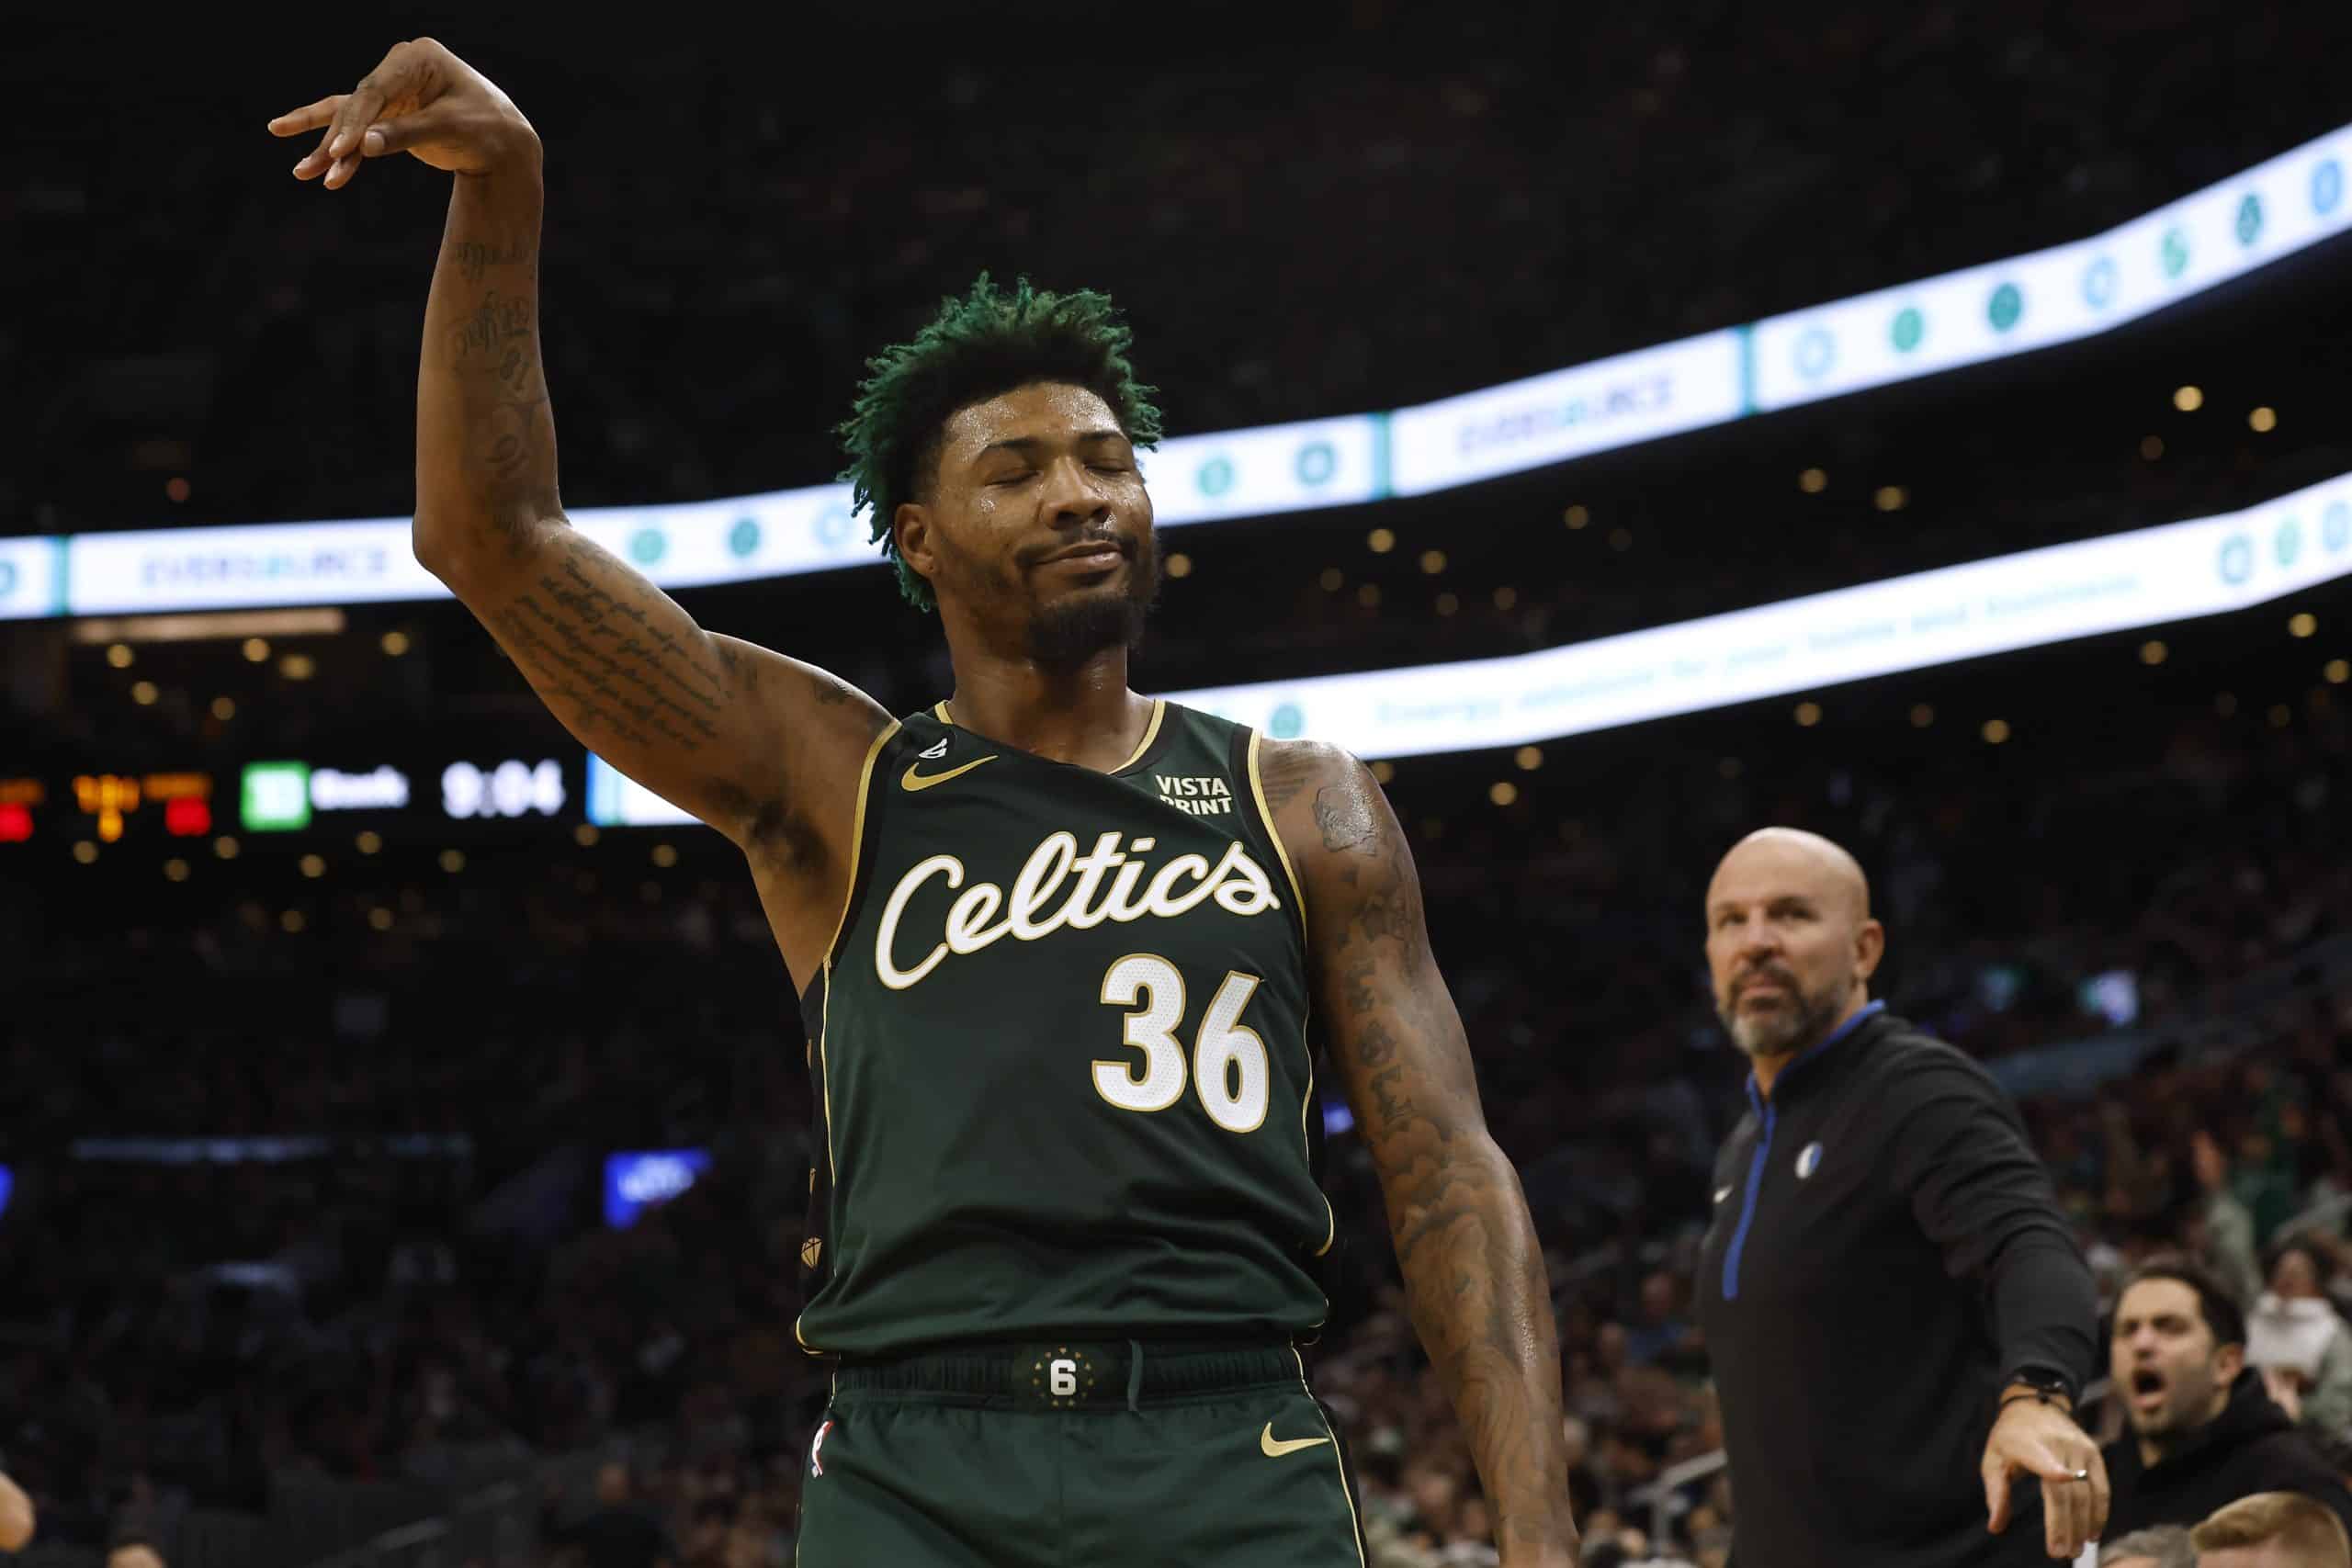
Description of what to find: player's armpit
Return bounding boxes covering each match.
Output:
[429,519,889,859]
[1259,739,1578,1562]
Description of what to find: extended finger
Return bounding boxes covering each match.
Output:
[2086,1450,2111,1543]
[2062,1473,2092,1559]
[322,146,368,190]
[325,78,390,164]
[2041,1474,2078,1558]
[267,95,344,137]
[1983,1457,2012,1533]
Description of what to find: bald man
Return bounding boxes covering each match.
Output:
[1693,829,2105,1568]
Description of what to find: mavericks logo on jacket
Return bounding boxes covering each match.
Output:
[875,829,1281,989]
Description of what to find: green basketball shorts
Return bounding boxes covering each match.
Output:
[795,1339,1369,1568]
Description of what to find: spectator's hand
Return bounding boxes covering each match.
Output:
[1982,1397,2109,1560]
[2261,1364,2305,1422]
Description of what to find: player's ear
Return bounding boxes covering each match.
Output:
[1854,918,1886,983]
[896,502,938,582]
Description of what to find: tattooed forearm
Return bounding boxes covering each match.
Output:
[403,159,839,855]
[1387,1151,1576,1559]
[446,237,535,284]
[1285,744,1576,1561]
[416,163,560,550]
[484,552,727,750]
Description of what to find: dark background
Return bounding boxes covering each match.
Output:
[2,5,2349,1566]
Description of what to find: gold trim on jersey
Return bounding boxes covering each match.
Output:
[796,964,840,1359]
[792,960,842,1359]
[1117,698,1165,772]
[820,719,902,966]
[1246,728,1337,1256]
[817,962,841,1186]
[1306,1044,1336,1259]
[795,719,895,1362]
[936,696,1163,774]
[1292,1347,1370,1568]
[1246,728,1308,920]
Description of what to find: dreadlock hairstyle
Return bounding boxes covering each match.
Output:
[836,275,1164,611]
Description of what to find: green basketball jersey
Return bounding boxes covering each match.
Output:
[795,698,1335,1356]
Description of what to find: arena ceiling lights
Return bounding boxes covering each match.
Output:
[5,125,2351,761]
[5,117,2348,623]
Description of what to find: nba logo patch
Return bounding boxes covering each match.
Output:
[1795,1142,1824,1179]
[809,1418,833,1477]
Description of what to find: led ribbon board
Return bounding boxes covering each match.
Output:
[1163,471,2352,757]
[584,471,2351,814]
[10,120,2347,620]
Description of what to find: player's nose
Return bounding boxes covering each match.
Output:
[1035,454,1112,526]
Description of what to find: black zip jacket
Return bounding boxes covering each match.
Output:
[2101,1368,2352,1541]
[1695,1005,2098,1568]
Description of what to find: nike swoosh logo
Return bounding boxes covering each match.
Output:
[901,756,997,793]
[1261,1423,1333,1458]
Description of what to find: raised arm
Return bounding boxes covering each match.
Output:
[1261,740,1577,1568]
[267,40,887,875]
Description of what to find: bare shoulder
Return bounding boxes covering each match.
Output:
[1256,737,1393,865]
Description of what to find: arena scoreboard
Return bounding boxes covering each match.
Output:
[0,752,588,846]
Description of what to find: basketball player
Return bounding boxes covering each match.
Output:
[270,39,1577,1568]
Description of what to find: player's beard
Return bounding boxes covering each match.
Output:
[1027,529,1162,666]
[1718,966,1849,1063]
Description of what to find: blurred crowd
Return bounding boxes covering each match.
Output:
[1,655,2344,1564]
[6,4,2352,1565]
[8,2,2352,539]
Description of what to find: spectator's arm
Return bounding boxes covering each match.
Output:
[0,1470,32,1551]
[2302,1325,2352,1440]
[2203,1190,2264,1308]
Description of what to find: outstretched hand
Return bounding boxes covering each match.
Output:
[1983,1396,2109,1560]
[267,37,536,190]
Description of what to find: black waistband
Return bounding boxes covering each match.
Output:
[832,1338,1300,1409]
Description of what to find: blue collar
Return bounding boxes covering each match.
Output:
[1747,998,1884,1113]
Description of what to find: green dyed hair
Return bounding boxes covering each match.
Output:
[836,274,1164,611]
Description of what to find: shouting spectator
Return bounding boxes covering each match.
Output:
[2100,1258,2352,1541]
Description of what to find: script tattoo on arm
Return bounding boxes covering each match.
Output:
[1266,740,1577,1562]
[413,162,557,555]
[483,541,728,753]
